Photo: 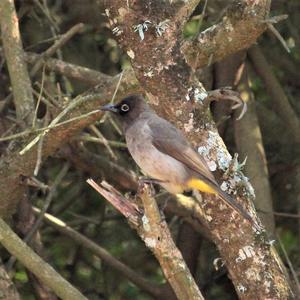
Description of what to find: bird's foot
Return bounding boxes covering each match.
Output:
[138,177,157,197]
[138,176,166,185]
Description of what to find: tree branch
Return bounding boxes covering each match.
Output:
[0,218,87,300]
[32,207,162,299]
[29,23,85,77]
[0,70,140,217]
[171,0,201,23]
[181,0,271,69]
[87,179,204,300]
[25,52,112,86]
[11,196,57,300]
[0,0,35,123]
[104,1,292,298]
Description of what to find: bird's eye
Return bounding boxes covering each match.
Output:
[121,104,130,112]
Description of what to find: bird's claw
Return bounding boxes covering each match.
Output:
[138,176,166,185]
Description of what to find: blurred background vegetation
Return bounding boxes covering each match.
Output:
[0,0,299,299]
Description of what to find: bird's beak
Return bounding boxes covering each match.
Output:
[100,103,118,113]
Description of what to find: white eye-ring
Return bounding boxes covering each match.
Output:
[121,104,130,112]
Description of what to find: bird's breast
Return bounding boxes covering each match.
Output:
[125,123,188,194]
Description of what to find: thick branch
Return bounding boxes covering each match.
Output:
[0,218,87,300]
[104,1,292,298]
[138,184,204,300]
[26,52,112,86]
[171,0,201,23]
[181,0,271,69]
[0,0,35,123]
[87,180,204,300]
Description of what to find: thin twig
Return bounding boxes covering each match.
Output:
[27,162,70,242]
[18,97,102,155]
[67,212,101,225]
[263,14,288,24]
[22,177,49,192]
[32,64,46,128]
[77,134,127,149]
[0,129,36,142]
[34,81,60,107]
[6,163,70,270]
[193,0,208,35]
[32,88,55,108]
[107,115,123,135]
[0,109,101,143]
[267,23,290,53]
[32,206,162,298]
[277,233,300,295]
[111,71,124,104]
[88,124,118,160]
[26,52,112,87]
[33,135,44,177]
[33,0,59,31]
[258,209,300,219]
[25,36,59,50]
[34,111,50,176]
[0,121,18,138]
[101,70,124,123]
[18,68,124,154]
[86,179,141,224]
[56,82,64,104]
[206,88,247,120]
[30,23,85,77]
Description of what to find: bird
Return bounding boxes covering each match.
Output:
[101,94,255,227]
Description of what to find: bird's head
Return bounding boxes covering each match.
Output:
[100,94,151,130]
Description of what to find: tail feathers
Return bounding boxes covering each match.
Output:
[217,187,253,224]
[215,186,262,231]
[187,177,259,229]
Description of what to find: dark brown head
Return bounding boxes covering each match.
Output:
[100,94,151,130]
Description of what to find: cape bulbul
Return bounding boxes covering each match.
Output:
[101,94,254,226]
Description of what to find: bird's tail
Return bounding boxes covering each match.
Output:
[187,178,259,229]
[216,187,254,225]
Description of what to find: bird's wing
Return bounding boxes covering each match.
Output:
[149,117,257,227]
[148,117,217,185]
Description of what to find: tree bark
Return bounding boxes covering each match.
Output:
[87,180,204,300]
[103,1,292,298]
[182,0,271,70]
[0,0,35,124]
